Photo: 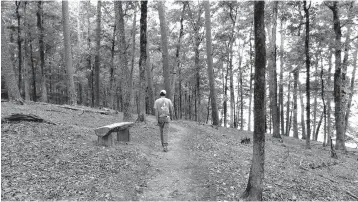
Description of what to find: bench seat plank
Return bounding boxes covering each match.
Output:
[95,122,134,137]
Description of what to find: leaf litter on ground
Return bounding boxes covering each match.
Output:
[175,120,358,201]
[1,102,152,200]
[1,102,358,201]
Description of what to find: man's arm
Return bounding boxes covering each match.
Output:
[155,109,159,122]
[154,100,159,122]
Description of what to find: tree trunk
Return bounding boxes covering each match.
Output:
[1,9,23,101]
[341,2,354,80]
[15,1,23,96]
[321,56,327,146]
[30,37,37,102]
[157,1,172,101]
[327,52,333,146]
[204,1,219,126]
[279,19,285,137]
[138,1,148,122]
[62,1,77,105]
[224,63,229,127]
[239,54,244,130]
[130,4,137,92]
[179,63,183,119]
[23,2,30,101]
[293,70,299,138]
[173,3,186,120]
[146,45,155,115]
[241,2,266,200]
[248,22,253,131]
[86,1,92,107]
[230,50,235,128]
[187,3,203,121]
[315,112,324,141]
[94,1,101,107]
[268,1,280,138]
[229,6,238,128]
[37,1,47,103]
[116,1,132,121]
[299,80,306,139]
[206,96,211,124]
[312,58,318,140]
[109,23,116,109]
[328,2,346,151]
[194,34,201,122]
[304,1,311,149]
[285,76,291,136]
[344,47,357,135]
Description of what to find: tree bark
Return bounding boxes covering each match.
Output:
[86,1,92,107]
[241,2,266,200]
[138,1,148,122]
[315,112,324,141]
[187,3,203,121]
[173,2,186,120]
[116,1,132,121]
[293,70,299,138]
[328,2,346,151]
[109,23,116,109]
[94,1,101,107]
[342,2,354,80]
[312,53,319,140]
[279,19,285,137]
[304,1,311,149]
[344,47,357,135]
[299,80,306,139]
[130,4,137,94]
[1,7,23,101]
[37,1,47,102]
[248,21,254,131]
[327,52,333,146]
[30,36,37,102]
[224,63,229,127]
[229,6,239,128]
[239,53,244,130]
[15,1,23,95]
[204,1,219,126]
[268,1,280,138]
[158,1,172,101]
[146,45,155,115]
[286,76,291,136]
[321,56,327,146]
[62,1,77,105]
[23,2,30,101]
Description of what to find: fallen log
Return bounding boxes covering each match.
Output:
[45,109,68,114]
[59,105,110,115]
[1,113,56,125]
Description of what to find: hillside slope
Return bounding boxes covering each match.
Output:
[1,102,358,200]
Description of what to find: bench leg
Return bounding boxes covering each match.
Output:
[98,133,114,146]
[117,129,130,142]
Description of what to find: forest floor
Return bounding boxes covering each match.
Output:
[1,101,358,201]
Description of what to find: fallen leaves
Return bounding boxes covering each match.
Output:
[1,102,358,201]
[1,102,151,201]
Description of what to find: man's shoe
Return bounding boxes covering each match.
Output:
[163,146,168,152]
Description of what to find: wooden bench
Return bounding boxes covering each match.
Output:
[94,122,134,146]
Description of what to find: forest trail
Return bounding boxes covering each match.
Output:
[139,122,197,201]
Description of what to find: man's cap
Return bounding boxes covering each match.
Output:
[160,90,166,95]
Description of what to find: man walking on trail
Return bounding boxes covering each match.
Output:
[154,90,174,152]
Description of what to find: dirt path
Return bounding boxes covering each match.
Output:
[139,123,197,201]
